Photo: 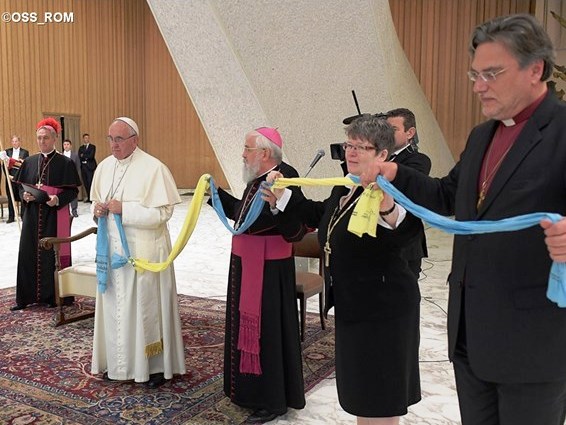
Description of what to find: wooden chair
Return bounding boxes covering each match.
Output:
[293,231,326,341]
[40,227,98,327]
[0,195,8,218]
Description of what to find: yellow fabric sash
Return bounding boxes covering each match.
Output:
[132,174,210,273]
[130,174,382,272]
[272,177,383,237]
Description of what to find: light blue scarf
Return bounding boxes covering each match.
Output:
[208,176,266,235]
[95,214,132,294]
[369,175,566,307]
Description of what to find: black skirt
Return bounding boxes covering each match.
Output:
[334,306,421,417]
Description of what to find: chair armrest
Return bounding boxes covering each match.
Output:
[40,226,98,250]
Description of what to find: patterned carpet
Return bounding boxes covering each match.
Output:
[0,287,335,424]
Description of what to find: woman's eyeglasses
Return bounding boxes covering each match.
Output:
[341,142,376,152]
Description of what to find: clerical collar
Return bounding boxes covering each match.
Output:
[500,91,547,127]
[42,149,56,158]
[257,164,278,180]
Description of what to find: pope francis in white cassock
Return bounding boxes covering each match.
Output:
[90,117,186,388]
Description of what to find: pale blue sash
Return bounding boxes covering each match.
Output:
[371,175,566,307]
[208,177,266,235]
[95,214,132,294]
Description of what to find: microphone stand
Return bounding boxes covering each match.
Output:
[0,137,22,232]
[304,166,315,178]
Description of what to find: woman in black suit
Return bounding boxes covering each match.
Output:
[266,115,422,424]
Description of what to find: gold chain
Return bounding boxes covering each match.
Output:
[323,194,360,267]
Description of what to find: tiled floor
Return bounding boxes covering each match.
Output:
[0,195,460,424]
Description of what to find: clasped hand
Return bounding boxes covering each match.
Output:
[94,199,122,217]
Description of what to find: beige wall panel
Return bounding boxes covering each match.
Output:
[389,0,534,159]
[147,0,455,200]
[0,0,226,189]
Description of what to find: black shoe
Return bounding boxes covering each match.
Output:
[10,304,26,311]
[6,218,14,224]
[145,373,167,389]
[248,409,280,423]
[102,372,116,381]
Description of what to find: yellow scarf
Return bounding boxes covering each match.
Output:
[272,177,383,237]
[132,174,210,273]
[131,174,383,272]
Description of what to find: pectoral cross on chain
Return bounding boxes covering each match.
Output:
[324,241,331,267]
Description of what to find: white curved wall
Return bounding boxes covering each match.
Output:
[147,0,455,198]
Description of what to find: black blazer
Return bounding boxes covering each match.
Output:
[282,185,422,321]
[4,147,29,177]
[392,147,431,262]
[78,143,97,171]
[393,91,566,383]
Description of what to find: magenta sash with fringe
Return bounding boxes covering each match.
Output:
[231,234,292,375]
[42,185,72,268]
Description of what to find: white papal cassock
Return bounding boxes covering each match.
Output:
[90,147,186,382]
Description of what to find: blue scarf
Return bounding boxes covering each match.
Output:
[370,175,566,307]
[96,214,132,294]
[208,176,266,235]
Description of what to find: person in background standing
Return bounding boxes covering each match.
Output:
[78,133,96,203]
[385,108,431,279]
[0,135,29,223]
[63,139,81,217]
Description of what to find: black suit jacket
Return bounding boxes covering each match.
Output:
[281,185,421,321]
[4,147,30,177]
[393,91,566,383]
[392,147,431,262]
[78,144,97,171]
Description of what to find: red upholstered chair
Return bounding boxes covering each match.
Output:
[293,231,326,342]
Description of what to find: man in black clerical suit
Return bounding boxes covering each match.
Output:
[211,127,306,423]
[78,133,97,202]
[11,118,81,311]
[2,135,29,223]
[364,14,566,425]
[386,108,431,278]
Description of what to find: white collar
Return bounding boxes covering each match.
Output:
[392,143,411,156]
[42,149,56,157]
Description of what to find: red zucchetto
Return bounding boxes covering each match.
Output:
[36,117,61,134]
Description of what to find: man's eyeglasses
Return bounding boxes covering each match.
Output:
[341,142,376,152]
[107,134,136,144]
[243,146,266,152]
[467,68,507,82]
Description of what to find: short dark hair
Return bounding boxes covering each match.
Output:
[346,115,395,154]
[82,133,89,138]
[469,14,555,81]
[386,108,416,131]
[64,139,72,144]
